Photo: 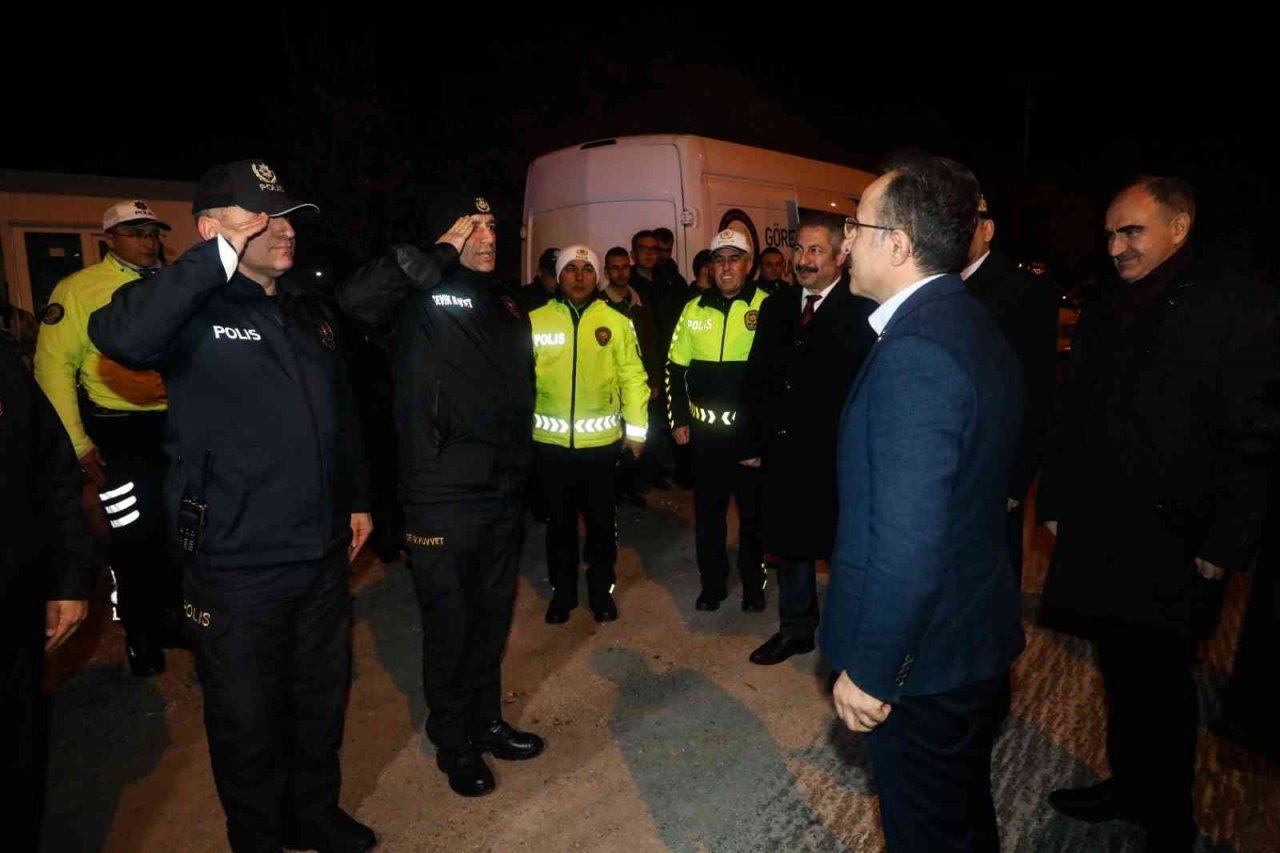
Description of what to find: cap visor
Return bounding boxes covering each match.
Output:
[117,217,172,231]
[262,198,319,217]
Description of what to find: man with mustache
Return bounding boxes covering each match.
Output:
[90,160,375,852]
[667,229,771,611]
[738,212,876,665]
[1039,176,1279,851]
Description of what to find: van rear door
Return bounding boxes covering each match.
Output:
[523,141,683,281]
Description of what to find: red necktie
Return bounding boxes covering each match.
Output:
[800,293,820,327]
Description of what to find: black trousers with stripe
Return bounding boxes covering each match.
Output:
[85,408,180,644]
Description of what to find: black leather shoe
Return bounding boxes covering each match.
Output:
[1048,779,1140,823]
[468,719,545,761]
[285,807,377,852]
[590,593,618,623]
[545,599,575,624]
[125,637,165,677]
[696,591,727,611]
[437,748,495,797]
[741,593,766,613]
[750,633,815,665]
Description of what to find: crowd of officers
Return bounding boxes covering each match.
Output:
[2,155,1276,853]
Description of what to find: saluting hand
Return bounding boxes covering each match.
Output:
[437,216,477,253]
[220,212,270,257]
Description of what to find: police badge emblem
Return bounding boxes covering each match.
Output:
[744,310,759,330]
[41,303,65,325]
[251,162,279,186]
[595,327,612,346]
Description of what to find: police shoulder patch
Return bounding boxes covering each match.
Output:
[315,319,335,351]
[41,303,65,325]
[501,295,523,319]
[744,309,759,330]
[595,326,612,346]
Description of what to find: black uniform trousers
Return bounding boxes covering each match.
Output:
[867,673,1010,853]
[2,598,49,853]
[1096,626,1198,842]
[776,558,820,640]
[537,442,619,606]
[85,408,179,644]
[691,439,764,600]
[404,495,524,750]
[184,552,352,853]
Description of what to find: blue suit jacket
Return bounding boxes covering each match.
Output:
[821,275,1026,702]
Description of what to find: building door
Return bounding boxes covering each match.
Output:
[24,232,85,314]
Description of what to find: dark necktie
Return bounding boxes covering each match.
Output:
[800,293,820,327]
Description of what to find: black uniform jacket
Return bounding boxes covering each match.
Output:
[338,243,535,504]
[90,239,368,569]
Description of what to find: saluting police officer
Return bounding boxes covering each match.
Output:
[667,228,771,612]
[89,160,375,853]
[338,192,545,800]
[35,199,179,676]
[530,245,649,625]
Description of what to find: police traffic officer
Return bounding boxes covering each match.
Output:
[35,199,179,676]
[337,191,545,799]
[89,160,375,853]
[1,335,95,851]
[667,228,771,611]
[531,245,649,625]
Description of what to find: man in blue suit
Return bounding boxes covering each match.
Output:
[822,154,1026,852]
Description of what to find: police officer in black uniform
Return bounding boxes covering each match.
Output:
[1,335,95,852]
[89,160,375,853]
[338,192,544,799]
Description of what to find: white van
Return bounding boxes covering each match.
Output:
[521,135,877,283]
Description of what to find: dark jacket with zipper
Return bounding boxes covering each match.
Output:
[88,238,369,569]
[0,335,96,602]
[337,243,535,504]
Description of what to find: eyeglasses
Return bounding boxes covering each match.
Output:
[113,228,162,241]
[843,216,899,238]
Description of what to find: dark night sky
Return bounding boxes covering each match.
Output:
[7,18,1276,284]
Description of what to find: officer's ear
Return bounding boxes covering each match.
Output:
[196,214,222,242]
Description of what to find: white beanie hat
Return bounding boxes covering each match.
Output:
[555,244,600,280]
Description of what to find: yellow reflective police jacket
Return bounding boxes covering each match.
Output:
[666,282,768,432]
[34,255,167,457]
[530,295,649,449]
